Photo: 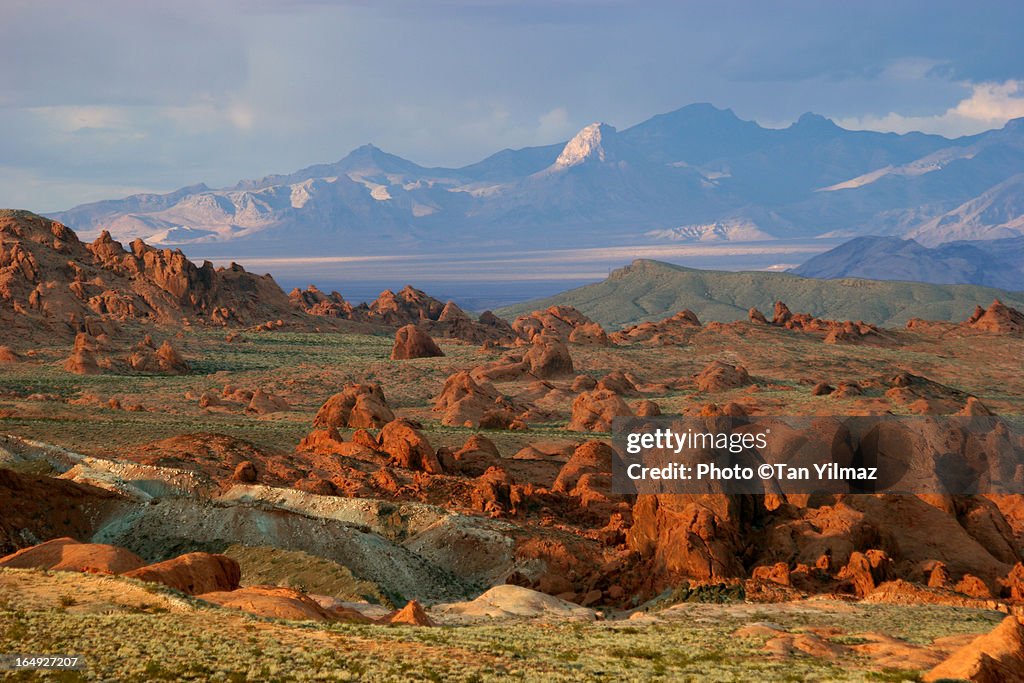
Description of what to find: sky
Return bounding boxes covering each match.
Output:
[1,0,1023,211]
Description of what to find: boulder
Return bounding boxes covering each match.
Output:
[63,332,101,375]
[247,389,290,415]
[390,324,444,360]
[233,461,258,483]
[749,307,768,324]
[596,370,639,396]
[568,322,610,346]
[695,360,752,392]
[471,467,513,515]
[553,441,614,493]
[523,334,574,378]
[433,371,505,427]
[567,389,633,432]
[379,419,442,473]
[634,399,661,417]
[313,383,395,429]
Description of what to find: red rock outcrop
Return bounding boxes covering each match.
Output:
[567,389,633,432]
[627,496,748,587]
[123,552,241,595]
[0,210,305,342]
[126,336,190,374]
[313,383,395,429]
[768,300,883,343]
[512,305,601,343]
[552,441,613,494]
[471,467,514,515]
[0,537,146,575]
[246,389,290,415]
[379,419,442,473]
[522,334,574,378]
[838,550,894,597]
[694,360,752,392]
[198,585,336,622]
[388,599,435,626]
[965,299,1024,334]
[612,310,701,345]
[924,615,1024,682]
[390,324,444,360]
[433,371,526,428]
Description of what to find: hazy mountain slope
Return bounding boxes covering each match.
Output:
[906,173,1024,245]
[48,105,1024,255]
[792,236,1024,290]
[494,259,1024,329]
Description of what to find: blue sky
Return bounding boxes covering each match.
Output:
[1,0,1023,210]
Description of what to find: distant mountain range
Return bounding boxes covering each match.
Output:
[792,236,1024,290]
[48,104,1024,257]
[494,259,1024,329]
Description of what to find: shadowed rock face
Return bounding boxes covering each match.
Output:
[0,211,302,343]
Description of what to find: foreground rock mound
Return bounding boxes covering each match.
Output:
[123,552,241,595]
[390,324,444,360]
[198,585,336,622]
[924,615,1024,682]
[437,584,596,621]
[313,383,395,429]
[0,537,145,574]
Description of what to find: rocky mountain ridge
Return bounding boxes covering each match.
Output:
[49,104,1024,257]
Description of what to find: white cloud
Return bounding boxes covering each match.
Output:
[836,80,1024,137]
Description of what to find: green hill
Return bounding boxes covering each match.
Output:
[495,259,1024,329]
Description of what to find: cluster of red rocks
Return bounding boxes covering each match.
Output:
[187,384,291,415]
[63,332,189,376]
[511,305,610,346]
[290,284,514,343]
[749,301,884,344]
[611,309,702,345]
[0,211,304,343]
